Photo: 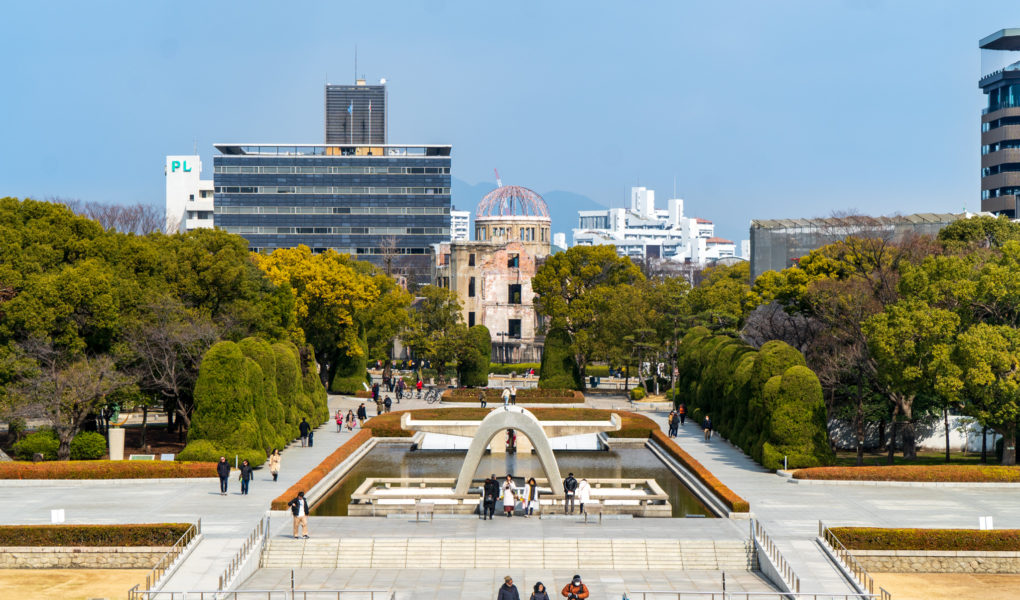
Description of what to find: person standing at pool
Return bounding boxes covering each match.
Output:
[482,475,499,520]
[563,472,578,514]
[522,477,539,517]
[576,478,591,514]
[501,475,517,517]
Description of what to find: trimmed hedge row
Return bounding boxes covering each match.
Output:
[270,429,373,510]
[442,388,582,403]
[0,461,218,479]
[0,524,192,547]
[794,465,1020,482]
[488,363,540,375]
[360,407,656,439]
[831,527,1020,551]
[651,430,750,513]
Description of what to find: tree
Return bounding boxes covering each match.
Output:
[457,325,491,387]
[403,285,465,378]
[539,327,582,390]
[532,245,643,386]
[686,262,750,331]
[937,215,1020,250]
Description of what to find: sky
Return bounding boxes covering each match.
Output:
[2,1,1019,243]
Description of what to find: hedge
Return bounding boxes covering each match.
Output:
[68,432,107,460]
[651,430,750,513]
[442,388,583,403]
[0,461,218,479]
[12,430,59,460]
[539,327,582,390]
[361,407,657,439]
[830,527,1020,552]
[270,429,373,510]
[330,330,369,394]
[629,387,646,401]
[0,524,193,547]
[794,465,1020,482]
[457,325,491,387]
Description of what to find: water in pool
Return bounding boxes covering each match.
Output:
[310,445,712,518]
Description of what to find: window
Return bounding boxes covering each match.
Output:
[189,194,194,201]
[508,284,522,305]
[507,253,519,268]
[468,312,475,327]
[508,319,522,339]
[468,277,476,297]
[469,253,475,266]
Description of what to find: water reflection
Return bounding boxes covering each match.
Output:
[311,445,712,518]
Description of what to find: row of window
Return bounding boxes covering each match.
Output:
[214,165,450,175]
[216,186,450,195]
[982,141,1020,154]
[476,227,548,242]
[215,206,450,215]
[222,226,448,235]
[252,246,430,255]
[982,163,1020,177]
[982,115,1020,132]
[463,312,522,338]
[982,187,1020,199]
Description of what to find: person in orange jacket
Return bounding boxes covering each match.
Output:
[560,575,589,600]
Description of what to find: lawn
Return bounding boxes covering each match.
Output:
[833,450,988,467]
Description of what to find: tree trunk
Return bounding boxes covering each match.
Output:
[944,408,950,464]
[901,401,917,460]
[855,371,864,467]
[1002,428,1017,466]
[623,364,630,392]
[57,431,72,461]
[886,404,899,465]
[878,417,886,451]
[981,426,988,464]
[140,405,149,449]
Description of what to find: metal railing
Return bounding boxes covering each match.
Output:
[133,519,202,595]
[127,590,393,600]
[626,593,885,600]
[818,522,892,600]
[219,512,271,590]
[750,519,800,594]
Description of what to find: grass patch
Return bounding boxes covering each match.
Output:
[833,450,985,467]
[651,430,750,513]
[793,465,1020,482]
[831,527,1020,552]
[0,461,217,480]
[0,524,191,547]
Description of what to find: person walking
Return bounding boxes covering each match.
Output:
[268,449,281,482]
[479,389,487,408]
[482,475,498,520]
[501,387,511,408]
[346,409,356,431]
[702,414,713,442]
[216,456,231,495]
[563,472,578,514]
[299,417,311,447]
[560,575,589,600]
[667,410,677,437]
[357,403,367,427]
[523,477,538,517]
[509,384,517,406]
[396,378,405,402]
[415,378,423,398]
[384,395,392,413]
[678,403,686,426]
[498,576,520,600]
[530,582,550,600]
[372,382,380,405]
[288,491,310,539]
[577,478,591,515]
[239,459,253,495]
[501,475,517,517]
[335,409,343,432]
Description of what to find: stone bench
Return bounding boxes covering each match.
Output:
[414,502,434,523]
[583,502,603,524]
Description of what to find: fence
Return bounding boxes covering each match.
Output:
[132,519,201,595]
[127,591,394,600]
[818,522,892,600]
[219,512,271,590]
[625,593,886,600]
[750,519,800,593]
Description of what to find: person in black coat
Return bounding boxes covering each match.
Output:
[287,490,310,538]
[702,414,713,442]
[563,472,578,514]
[299,418,311,447]
[216,456,231,495]
[239,459,254,495]
[482,475,499,520]
[497,576,520,600]
[530,582,550,600]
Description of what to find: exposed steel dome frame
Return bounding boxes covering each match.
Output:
[475,185,550,219]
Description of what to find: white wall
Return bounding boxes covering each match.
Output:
[165,155,202,233]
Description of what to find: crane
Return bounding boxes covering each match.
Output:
[494,168,503,188]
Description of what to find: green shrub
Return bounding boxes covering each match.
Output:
[629,387,646,401]
[539,327,582,390]
[330,331,369,394]
[761,365,833,469]
[300,344,330,425]
[458,325,491,387]
[272,341,303,441]
[0,524,193,547]
[239,337,282,452]
[13,430,59,461]
[7,417,27,442]
[69,432,107,460]
[177,439,265,467]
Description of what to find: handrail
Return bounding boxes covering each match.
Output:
[218,512,270,591]
[818,522,893,600]
[128,590,394,600]
[750,518,801,594]
[625,592,883,600]
[137,519,201,594]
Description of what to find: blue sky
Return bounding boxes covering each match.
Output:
[1,1,1018,243]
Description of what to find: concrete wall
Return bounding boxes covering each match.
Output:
[0,546,170,568]
[829,415,1001,453]
[853,549,1020,574]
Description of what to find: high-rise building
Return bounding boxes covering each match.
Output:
[450,208,470,241]
[165,155,214,233]
[213,143,451,284]
[980,29,1020,217]
[325,79,387,145]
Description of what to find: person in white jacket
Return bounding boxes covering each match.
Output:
[501,475,517,517]
[577,478,591,514]
[522,477,539,517]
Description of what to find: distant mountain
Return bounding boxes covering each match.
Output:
[452,178,603,240]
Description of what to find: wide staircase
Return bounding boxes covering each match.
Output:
[262,537,757,570]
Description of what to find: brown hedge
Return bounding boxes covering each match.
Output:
[793,465,1020,482]
[830,527,1020,551]
[443,388,580,401]
[361,408,656,438]
[651,430,750,513]
[0,524,192,547]
[270,428,372,510]
[0,461,218,480]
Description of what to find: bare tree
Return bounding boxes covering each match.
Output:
[742,302,823,353]
[50,197,166,235]
[378,235,402,277]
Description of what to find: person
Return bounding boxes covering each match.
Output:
[239,459,253,495]
[530,582,550,600]
[501,387,511,407]
[416,379,423,398]
[509,384,517,406]
[384,395,392,413]
[506,429,517,454]
[357,403,367,427]
[268,449,281,482]
[498,576,520,600]
[577,478,591,514]
[667,410,677,437]
[216,456,231,495]
[346,409,356,431]
[702,414,713,442]
[501,475,517,517]
[396,378,405,402]
[335,409,343,433]
[299,417,311,447]
[560,575,589,600]
[288,490,310,539]
[372,382,380,404]
[479,389,487,408]
[523,477,538,517]
[563,472,578,514]
[678,403,686,426]
[482,475,499,520]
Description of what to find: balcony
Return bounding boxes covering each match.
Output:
[982,125,1020,146]
[982,194,1018,215]
[981,171,1020,191]
[982,149,1020,169]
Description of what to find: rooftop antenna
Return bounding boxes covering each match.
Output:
[494,168,503,188]
[193,138,197,155]
[673,175,677,198]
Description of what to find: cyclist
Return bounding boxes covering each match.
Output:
[416,379,423,399]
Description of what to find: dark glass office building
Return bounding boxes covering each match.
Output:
[325,82,386,145]
[980,29,1020,217]
[213,144,451,284]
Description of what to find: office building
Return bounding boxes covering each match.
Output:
[165,155,214,233]
[325,79,387,145]
[572,186,739,264]
[433,184,551,363]
[213,143,451,284]
[450,208,470,241]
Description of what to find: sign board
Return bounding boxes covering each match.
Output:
[50,509,65,524]
[980,516,994,530]
[129,454,156,461]
[160,454,176,461]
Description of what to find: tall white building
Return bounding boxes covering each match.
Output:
[165,155,214,233]
[572,186,740,264]
[450,208,470,241]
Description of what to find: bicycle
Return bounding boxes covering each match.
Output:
[424,387,441,404]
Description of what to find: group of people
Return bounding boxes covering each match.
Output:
[214,448,282,496]
[481,474,540,518]
[666,404,714,442]
[497,574,589,600]
[562,472,592,514]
